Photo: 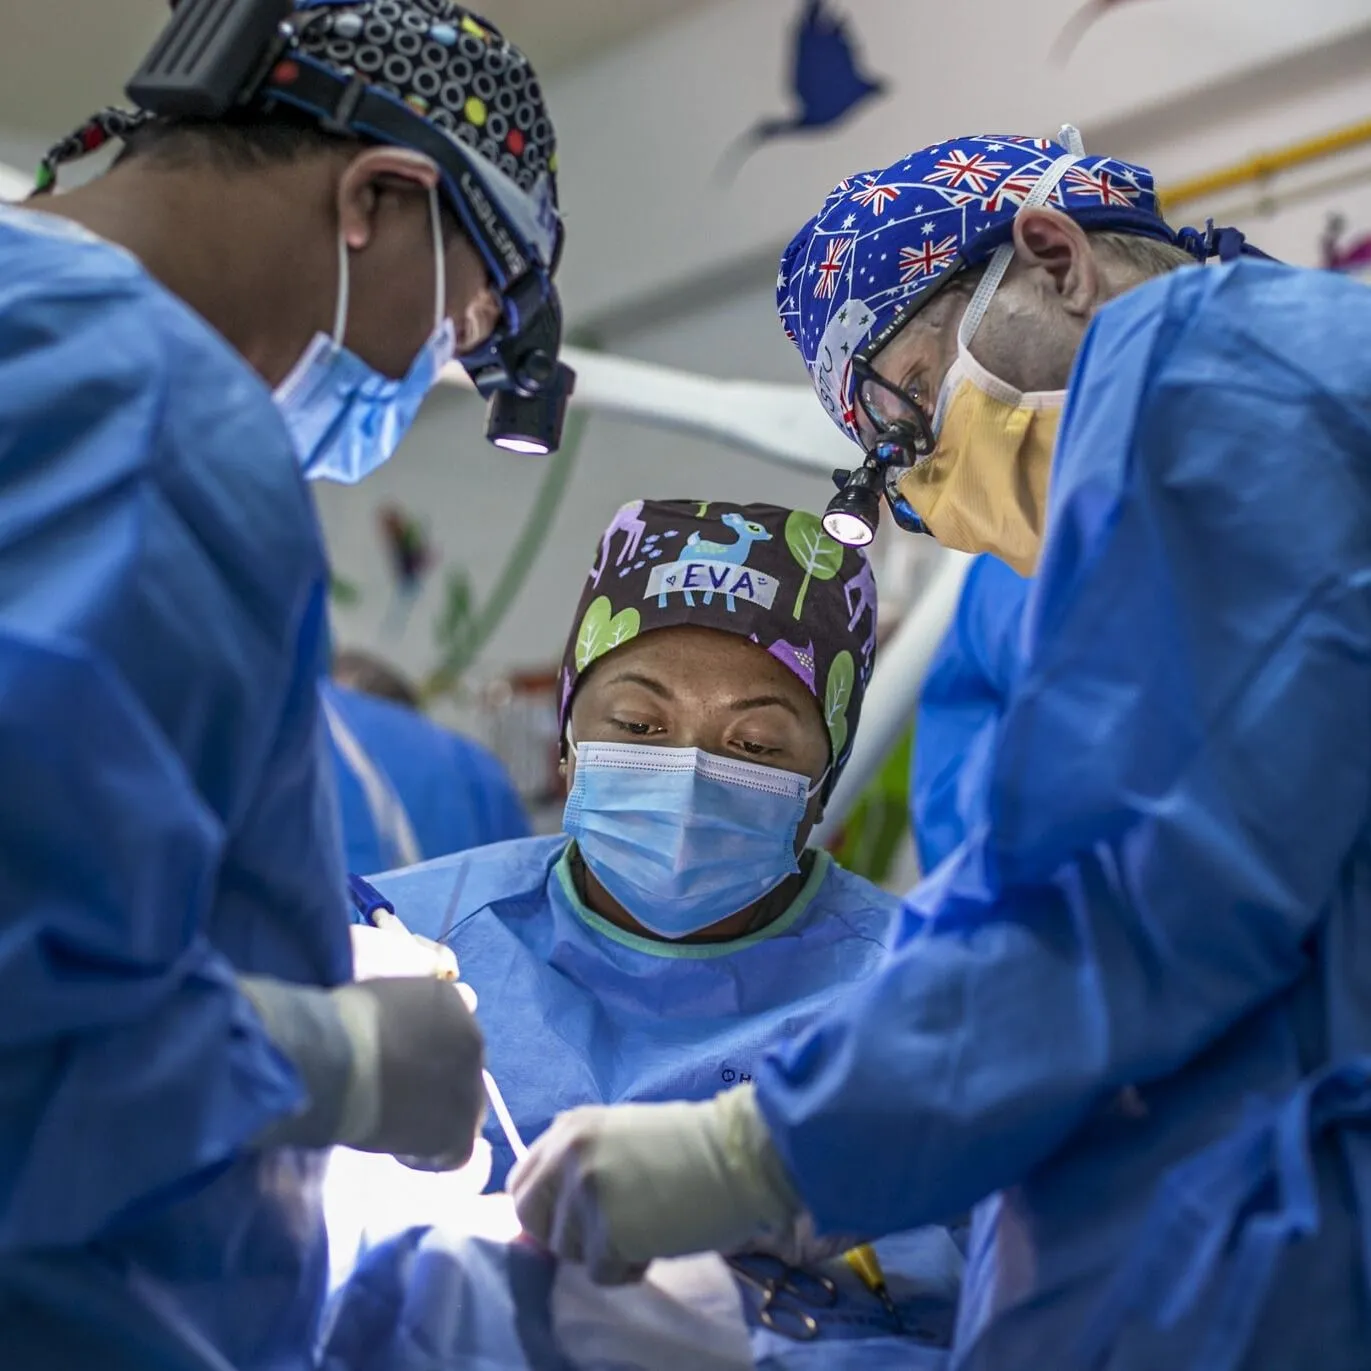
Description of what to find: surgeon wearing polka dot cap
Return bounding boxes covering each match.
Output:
[38,0,570,472]
[0,10,568,1360]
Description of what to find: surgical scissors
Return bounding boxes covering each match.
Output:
[727,1255,839,1341]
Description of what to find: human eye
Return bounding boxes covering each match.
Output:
[610,717,658,737]
[731,737,784,759]
[898,368,933,415]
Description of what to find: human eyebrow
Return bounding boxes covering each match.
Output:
[603,671,673,699]
[726,693,803,720]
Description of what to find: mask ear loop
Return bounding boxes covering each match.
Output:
[428,185,447,336]
[331,220,351,347]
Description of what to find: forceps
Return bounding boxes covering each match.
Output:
[727,1255,839,1341]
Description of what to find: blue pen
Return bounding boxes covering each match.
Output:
[348,873,400,930]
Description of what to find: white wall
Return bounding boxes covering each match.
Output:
[0,132,50,191]
[544,0,1371,322]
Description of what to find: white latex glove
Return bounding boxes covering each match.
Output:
[349,922,476,1012]
[510,1085,801,1285]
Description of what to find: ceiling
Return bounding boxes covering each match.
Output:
[0,0,710,141]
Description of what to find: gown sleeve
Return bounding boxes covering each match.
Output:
[0,268,314,1251]
[755,262,1371,1234]
[912,554,1029,873]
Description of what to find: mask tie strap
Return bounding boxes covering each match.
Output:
[957,123,1088,355]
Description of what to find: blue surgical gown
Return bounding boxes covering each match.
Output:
[912,554,1029,874]
[755,261,1371,1371]
[0,206,351,1369]
[328,837,961,1365]
[323,682,530,875]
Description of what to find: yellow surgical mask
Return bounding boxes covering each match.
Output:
[896,342,1063,576]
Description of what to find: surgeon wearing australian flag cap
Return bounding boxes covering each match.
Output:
[512,125,1371,1371]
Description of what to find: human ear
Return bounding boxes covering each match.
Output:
[1012,206,1100,319]
[336,147,440,251]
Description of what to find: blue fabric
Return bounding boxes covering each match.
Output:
[322,1226,957,1371]
[369,836,899,1190]
[320,1229,572,1371]
[756,261,1371,1371]
[912,555,1029,874]
[0,206,351,1370]
[324,683,529,876]
[334,839,957,1366]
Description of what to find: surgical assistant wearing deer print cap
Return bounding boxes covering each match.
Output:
[558,499,878,788]
[334,498,905,1201]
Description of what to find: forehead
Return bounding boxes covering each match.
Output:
[869,280,968,377]
[579,627,820,715]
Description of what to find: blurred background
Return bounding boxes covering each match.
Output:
[4,0,1370,859]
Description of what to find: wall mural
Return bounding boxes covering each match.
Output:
[377,503,437,638]
[1052,0,1156,62]
[717,0,887,182]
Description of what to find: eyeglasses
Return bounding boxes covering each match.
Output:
[850,357,936,461]
[823,256,974,546]
[823,357,936,546]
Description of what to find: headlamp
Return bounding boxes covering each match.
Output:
[822,464,881,547]
[823,428,931,547]
[463,287,576,456]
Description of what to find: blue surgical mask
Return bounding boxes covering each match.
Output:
[276,184,456,484]
[563,740,819,940]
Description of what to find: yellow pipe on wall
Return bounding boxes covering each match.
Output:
[1160,118,1371,214]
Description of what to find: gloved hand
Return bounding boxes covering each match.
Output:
[240,973,484,1169]
[510,1085,801,1285]
[350,920,461,983]
[349,922,476,1012]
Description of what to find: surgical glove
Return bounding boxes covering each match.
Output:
[510,1084,801,1285]
[240,973,483,1169]
[350,921,460,983]
[349,922,476,1012]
